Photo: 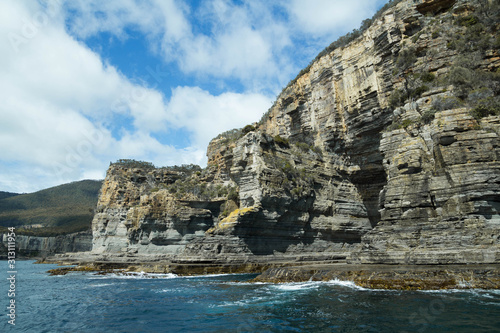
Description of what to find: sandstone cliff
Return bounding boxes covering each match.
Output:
[90,0,500,265]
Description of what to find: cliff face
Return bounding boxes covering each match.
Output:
[0,231,92,258]
[91,165,226,255]
[90,0,500,264]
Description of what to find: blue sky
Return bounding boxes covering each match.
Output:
[0,0,388,193]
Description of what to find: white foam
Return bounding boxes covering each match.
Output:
[156,288,183,294]
[90,283,113,288]
[326,279,368,290]
[92,271,178,279]
[183,273,243,279]
[227,281,269,286]
[215,295,284,308]
[272,281,323,291]
[419,288,500,295]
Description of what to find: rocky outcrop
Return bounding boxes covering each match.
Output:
[183,131,371,258]
[252,263,500,290]
[416,0,457,15]
[91,164,225,256]
[0,231,92,258]
[87,0,499,267]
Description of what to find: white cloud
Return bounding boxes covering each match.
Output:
[0,0,273,193]
[157,0,292,90]
[60,0,388,91]
[62,0,164,39]
[166,86,272,149]
[286,0,386,37]
[0,1,171,192]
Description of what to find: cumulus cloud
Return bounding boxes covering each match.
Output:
[60,0,388,91]
[286,0,387,37]
[0,2,164,191]
[62,0,165,39]
[0,0,273,193]
[157,0,293,91]
[0,0,388,193]
[166,86,272,148]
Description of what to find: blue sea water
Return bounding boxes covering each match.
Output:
[1,261,500,333]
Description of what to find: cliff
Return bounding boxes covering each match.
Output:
[0,231,92,258]
[87,0,500,267]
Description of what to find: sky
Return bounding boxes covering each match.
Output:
[0,0,388,194]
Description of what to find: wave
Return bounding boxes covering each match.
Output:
[272,281,323,291]
[326,279,368,290]
[229,278,369,291]
[182,273,251,279]
[90,271,178,279]
[89,283,114,288]
[271,279,368,291]
[419,288,500,296]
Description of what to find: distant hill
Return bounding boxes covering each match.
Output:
[0,180,102,236]
[0,191,19,200]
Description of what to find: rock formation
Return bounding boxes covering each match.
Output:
[89,0,500,266]
[0,231,92,258]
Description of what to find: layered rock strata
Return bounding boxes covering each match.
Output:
[0,231,91,258]
[91,165,225,256]
[87,0,499,267]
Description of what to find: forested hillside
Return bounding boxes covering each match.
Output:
[0,180,101,236]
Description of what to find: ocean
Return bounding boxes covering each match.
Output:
[1,261,499,332]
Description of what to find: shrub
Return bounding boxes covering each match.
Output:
[420,72,435,83]
[295,142,311,152]
[274,135,290,148]
[402,119,413,128]
[311,145,323,156]
[432,96,463,111]
[386,122,403,131]
[395,47,417,73]
[114,159,155,169]
[457,15,479,27]
[495,35,500,49]
[227,186,239,203]
[447,66,476,98]
[468,88,494,103]
[214,128,244,144]
[411,32,423,43]
[448,66,474,85]
[421,110,437,124]
[411,85,429,98]
[469,95,500,119]
[242,125,256,134]
[164,164,202,176]
[291,186,304,198]
[283,161,294,174]
[389,89,407,108]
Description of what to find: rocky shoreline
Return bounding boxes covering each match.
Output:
[251,263,500,290]
[40,253,500,290]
